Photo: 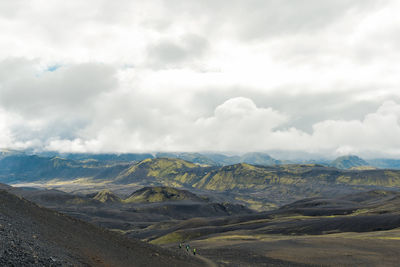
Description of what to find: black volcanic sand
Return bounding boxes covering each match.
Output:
[0,190,204,266]
[167,244,312,267]
[187,231,400,267]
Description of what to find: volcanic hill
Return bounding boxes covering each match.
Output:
[124,186,205,203]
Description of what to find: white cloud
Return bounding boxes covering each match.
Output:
[0,109,14,147]
[0,59,116,117]
[310,101,400,155]
[0,107,42,150]
[3,82,400,157]
[0,1,400,157]
[146,34,209,69]
[190,97,288,150]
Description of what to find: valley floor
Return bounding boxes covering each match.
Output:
[183,229,400,266]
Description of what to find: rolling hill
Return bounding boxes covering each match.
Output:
[146,189,400,246]
[124,186,205,203]
[93,189,122,203]
[0,184,254,247]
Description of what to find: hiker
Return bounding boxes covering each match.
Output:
[179,243,182,249]
[193,248,196,255]
[186,244,190,252]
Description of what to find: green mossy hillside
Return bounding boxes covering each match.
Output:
[93,189,122,203]
[193,164,400,191]
[115,158,213,186]
[124,186,204,203]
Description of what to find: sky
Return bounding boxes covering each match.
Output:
[1,0,400,158]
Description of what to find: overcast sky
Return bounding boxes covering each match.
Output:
[1,0,400,158]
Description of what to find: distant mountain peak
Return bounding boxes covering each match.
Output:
[331,155,369,169]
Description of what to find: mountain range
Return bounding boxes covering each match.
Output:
[3,148,400,169]
[2,154,400,213]
[2,155,400,187]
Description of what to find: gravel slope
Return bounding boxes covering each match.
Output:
[0,189,203,266]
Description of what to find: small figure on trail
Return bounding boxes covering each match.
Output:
[193,248,196,255]
[179,243,182,249]
[186,244,190,252]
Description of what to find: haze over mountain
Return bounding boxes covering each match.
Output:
[155,152,282,166]
[330,155,370,169]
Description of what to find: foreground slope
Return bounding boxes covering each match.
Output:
[0,189,203,266]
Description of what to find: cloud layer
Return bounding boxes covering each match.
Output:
[1,0,400,157]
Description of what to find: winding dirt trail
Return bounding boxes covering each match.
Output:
[196,254,218,267]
